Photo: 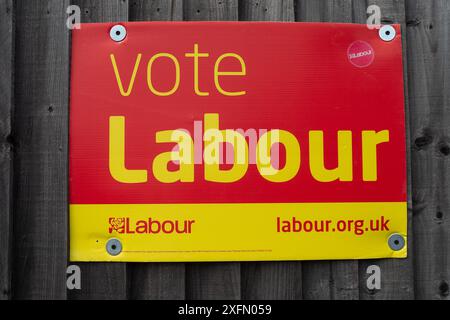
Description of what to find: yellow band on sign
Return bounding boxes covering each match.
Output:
[70,202,407,262]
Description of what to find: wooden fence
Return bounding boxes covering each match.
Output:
[0,0,449,300]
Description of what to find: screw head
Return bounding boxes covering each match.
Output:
[379,25,396,42]
[106,238,122,256]
[110,25,127,42]
[388,234,406,251]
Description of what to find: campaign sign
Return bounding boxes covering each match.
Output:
[69,22,407,262]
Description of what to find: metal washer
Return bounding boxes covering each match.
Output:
[106,238,123,256]
[379,25,396,42]
[388,234,405,251]
[110,25,127,42]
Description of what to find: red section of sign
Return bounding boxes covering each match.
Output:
[70,22,406,204]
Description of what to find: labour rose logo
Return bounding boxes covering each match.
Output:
[109,218,126,234]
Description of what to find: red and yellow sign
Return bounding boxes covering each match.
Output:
[70,22,407,262]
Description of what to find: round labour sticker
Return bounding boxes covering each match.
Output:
[348,41,375,68]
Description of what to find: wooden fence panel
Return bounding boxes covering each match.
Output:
[0,0,13,301]
[127,0,185,301]
[354,0,415,300]
[2,0,447,300]
[183,0,241,300]
[295,0,359,300]
[12,0,70,300]
[68,0,129,300]
[406,0,450,300]
[239,0,302,301]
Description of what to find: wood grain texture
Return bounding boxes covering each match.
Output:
[296,0,352,22]
[184,0,238,21]
[69,263,127,300]
[354,0,415,300]
[296,0,358,300]
[127,263,185,300]
[239,0,294,21]
[68,0,129,300]
[239,0,302,301]
[241,262,302,300]
[73,0,129,22]
[129,0,183,21]
[186,263,241,300]
[406,0,450,300]
[127,0,185,300]
[0,0,13,301]
[12,0,70,300]
[183,0,241,300]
